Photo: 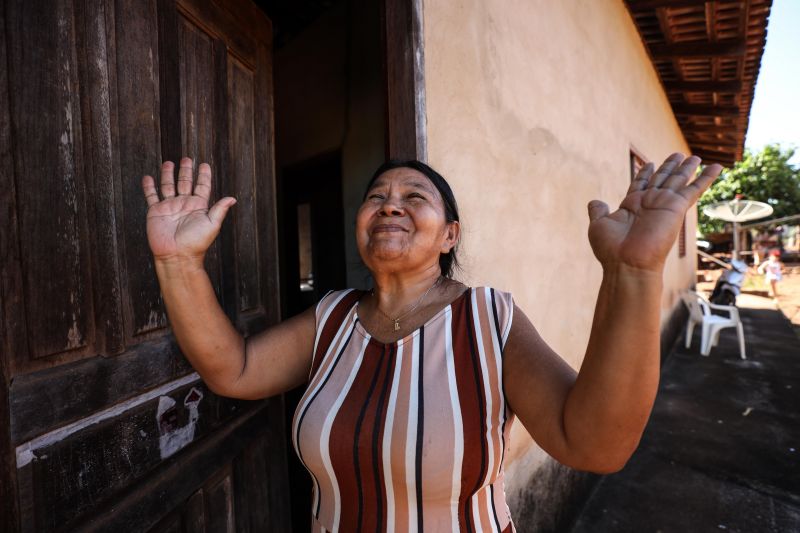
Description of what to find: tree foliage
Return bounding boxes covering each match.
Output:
[697,144,800,235]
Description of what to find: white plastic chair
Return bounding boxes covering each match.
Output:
[681,291,746,359]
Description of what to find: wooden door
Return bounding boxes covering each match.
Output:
[0,0,289,531]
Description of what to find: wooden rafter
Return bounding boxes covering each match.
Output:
[624,0,771,166]
[672,103,740,117]
[649,39,746,58]
[693,148,739,160]
[691,143,739,153]
[628,0,711,10]
[664,80,742,92]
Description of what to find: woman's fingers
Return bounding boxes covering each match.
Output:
[150,158,213,202]
[680,163,723,203]
[160,161,176,198]
[142,175,160,206]
[208,197,237,225]
[195,163,212,200]
[644,152,720,202]
[627,162,655,194]
[647,153,684,189]
[587,200,610,222]
[177,157,194,196]
[660,155,701,190]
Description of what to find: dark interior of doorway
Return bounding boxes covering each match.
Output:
[256,2,349,530]
[277,152,347,532]
[255,1,362,530]
[254,0,338,49]
[271,1,351,523]
[278,151,347,318]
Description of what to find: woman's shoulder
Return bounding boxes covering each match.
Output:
[314,288,364,318]
[467,285,514,303]
[318,287,361,301]
[443,284,514,312]
[462,286,515,344]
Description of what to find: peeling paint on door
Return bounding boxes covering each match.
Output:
[156,387,204,459]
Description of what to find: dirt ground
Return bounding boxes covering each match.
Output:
[697,262,800,336]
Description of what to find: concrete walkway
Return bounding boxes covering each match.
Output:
[570,299,800,532]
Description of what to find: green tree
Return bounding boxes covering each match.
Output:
[697,144,800,235]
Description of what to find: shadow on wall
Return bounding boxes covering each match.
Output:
[508,457,599,533]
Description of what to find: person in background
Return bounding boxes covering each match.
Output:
[751,239,767,267]
[758,249,785,299]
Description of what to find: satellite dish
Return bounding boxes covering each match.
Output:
[703,199,773,222]
[702,198,773,260]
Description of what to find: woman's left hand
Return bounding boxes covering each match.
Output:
[587,153,722,272]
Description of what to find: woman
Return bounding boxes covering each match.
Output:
[142,153,720,532]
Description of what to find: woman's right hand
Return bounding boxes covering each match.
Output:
[141,157,236,264]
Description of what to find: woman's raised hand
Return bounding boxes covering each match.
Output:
[142,158,236,263]
[587,153,722,272]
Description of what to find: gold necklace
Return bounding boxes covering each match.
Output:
[374,277,442,331]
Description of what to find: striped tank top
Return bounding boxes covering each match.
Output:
[292,287,517,532]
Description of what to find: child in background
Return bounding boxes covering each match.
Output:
[758,249,785,299]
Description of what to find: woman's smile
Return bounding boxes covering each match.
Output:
[371,223,408,234]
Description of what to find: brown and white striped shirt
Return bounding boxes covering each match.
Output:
[292,287,516,532]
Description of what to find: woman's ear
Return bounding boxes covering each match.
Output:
[441,221,460,253]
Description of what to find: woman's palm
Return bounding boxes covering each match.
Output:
[142,159,236,261]
[587,154,721,272]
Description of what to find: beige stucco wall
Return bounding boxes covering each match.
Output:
[422,0,697,517]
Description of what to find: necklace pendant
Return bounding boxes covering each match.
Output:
[394,319,400,331]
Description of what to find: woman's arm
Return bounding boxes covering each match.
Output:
[154,258,315,399]
[504,153,721,473]
[143,158,315,400]
[504,267,661,473]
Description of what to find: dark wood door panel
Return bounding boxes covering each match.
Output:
[0,2,23,529]
[175,9,226,298]
[163,0,277,332]
[5,0,95,364]
[151,469,237,533]
[143,415,291,533]
[183,0,279,332]
[113,0,170,344]
[227,57,264,318]
[2,0,286,531]
[249,40,280,331]
[183,489,208,532]
[9,337,193,446]
[204,469,235,533]
[75,0,127,357]
[178,16,217,167]
[0,0,28,382]
[76,401,288,533]
[15,381,259,531]
[177,0,263,65]
[182,0,279,332]
[151,512,183,533]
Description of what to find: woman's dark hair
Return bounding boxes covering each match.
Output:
[363,159,461,278]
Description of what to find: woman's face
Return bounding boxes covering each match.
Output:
[356,167,459,275]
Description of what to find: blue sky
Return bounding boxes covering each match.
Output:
[744,0,800,162]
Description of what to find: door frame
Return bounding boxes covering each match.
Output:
[382,0,427,161]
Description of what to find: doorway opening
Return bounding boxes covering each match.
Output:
[256,0,386,529]
[278,151,347,317]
